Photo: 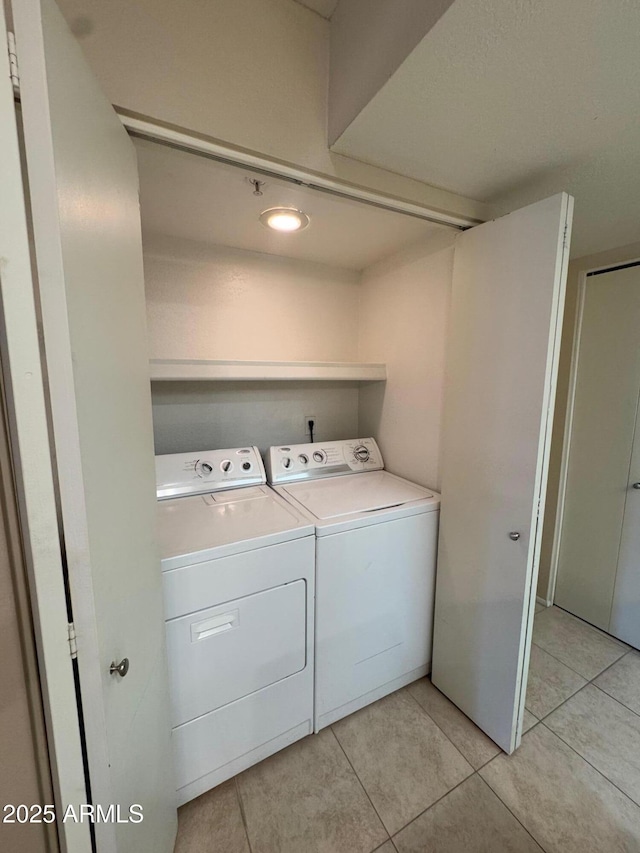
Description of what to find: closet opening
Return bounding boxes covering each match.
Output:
[130,131,458,466]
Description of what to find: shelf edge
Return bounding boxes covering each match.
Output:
[149,359,387,382]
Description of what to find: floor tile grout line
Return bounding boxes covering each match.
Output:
[529,609,634,722]
[234,776,255,853]
[532,679,592,724]
[477,765,551,853]
[373,840,398,853]
[524,673,588,723]
[387,761,547,853]
[475,769,549,853]
[552,604,631,651]
[403,684,483,771]
[530,645,640,725]
[533,607,629,677]
[328,725,391,845]
[390,770,479,841]
[539,719,640,811]
[589,649,634,685]
[591,679,640,721]
[530,637,625,683]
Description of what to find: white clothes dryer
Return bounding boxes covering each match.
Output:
[156,446,314,805]
[266,438,440,731]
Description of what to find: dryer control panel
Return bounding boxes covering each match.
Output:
[156,446,266,499]
[266,438,383,484]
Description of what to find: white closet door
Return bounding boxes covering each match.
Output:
[555,266,640,632]
[611,383,640,649]
[14,1,176,851]
[432,193,573,754]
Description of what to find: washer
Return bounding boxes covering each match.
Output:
[156,446,315,805]
[266,438,440,731]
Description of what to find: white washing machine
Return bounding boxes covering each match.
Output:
[156,446,315,805]
[266,438,440,731]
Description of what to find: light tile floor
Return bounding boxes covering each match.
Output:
[174,606,640,852]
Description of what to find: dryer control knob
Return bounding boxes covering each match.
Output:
[221,460,233,473]
[298,454,309,465]
[282,457,292,469]
[354,444,370,462]
[312,450,325,463]
[201,462,213,474]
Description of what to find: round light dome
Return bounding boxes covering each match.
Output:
[259,207,310,232]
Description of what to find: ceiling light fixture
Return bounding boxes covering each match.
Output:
[259,207,310,233]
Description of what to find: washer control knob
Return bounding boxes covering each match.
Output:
[242,461,252,471]
[282,457,292,469]
[354,444,370,463]
[221,460,233,473]
[313,450,325,463]
[298,454,309,465]
[201,462,213,474]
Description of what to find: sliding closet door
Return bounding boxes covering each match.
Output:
[432,193,573,754]
[555,265,640,633]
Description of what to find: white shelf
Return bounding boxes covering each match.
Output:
[149,359,387,383]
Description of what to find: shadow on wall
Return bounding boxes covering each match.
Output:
[151,381,361,455]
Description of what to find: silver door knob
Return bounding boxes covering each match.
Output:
[633,483,640,490]
[109,658,129,678]
[509,532,521,541]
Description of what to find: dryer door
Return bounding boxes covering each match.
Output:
[166,579,307,726]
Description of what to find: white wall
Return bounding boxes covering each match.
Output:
[329,0,455,144]
[144,234,360,361]
[358,230,456,489]
[151,381,359,455]
[57,0,489,224]
[144,233,362,453]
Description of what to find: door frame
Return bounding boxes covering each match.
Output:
[548,257,640,605]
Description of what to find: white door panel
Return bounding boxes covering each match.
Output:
[432,194,573,753]
[555,265,640,649]
[13,0,176,850]
[611,392,640,648]
[0,8,91,852]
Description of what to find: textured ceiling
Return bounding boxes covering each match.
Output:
[294,0,339,19]
[134,138,445,271]
[332,0,640,257]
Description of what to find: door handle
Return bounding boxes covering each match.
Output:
[191,610,238,642]
[633,483,640,490]
[109,658,129,678]
[509,532,521,541]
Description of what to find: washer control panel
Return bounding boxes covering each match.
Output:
[266,438,383,484]
[156,446,265,499]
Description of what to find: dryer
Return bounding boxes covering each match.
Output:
[266,438,440,731]
[156,446,314,804]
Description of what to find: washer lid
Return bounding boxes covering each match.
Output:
[281,470,434,520]
[157,485,313,569]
